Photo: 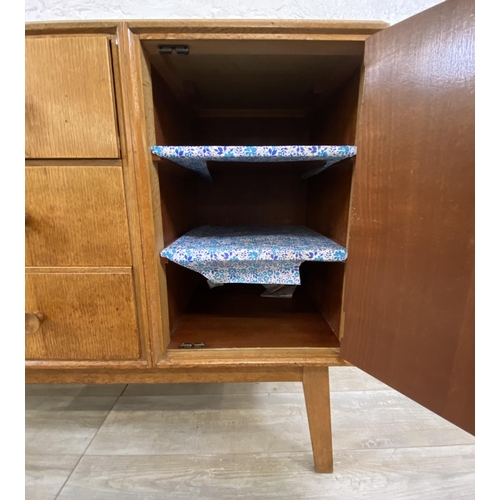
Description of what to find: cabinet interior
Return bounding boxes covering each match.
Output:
[141,38,363,351]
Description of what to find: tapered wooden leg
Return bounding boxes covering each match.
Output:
[302,366,333,473]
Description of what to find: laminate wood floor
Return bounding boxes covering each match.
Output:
[25,367,475,499]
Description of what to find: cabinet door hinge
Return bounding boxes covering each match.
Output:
[158,45,189,55]
[180,342,205,349]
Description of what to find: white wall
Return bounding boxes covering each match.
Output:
[25,0,443,25]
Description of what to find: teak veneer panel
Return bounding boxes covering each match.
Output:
[25,166,132,267]
[25,272,140,360]
[341,0,475,434]
[25,36,120,158]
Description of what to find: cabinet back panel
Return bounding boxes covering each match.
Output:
[193,116,309,145]
[196,173,306,226]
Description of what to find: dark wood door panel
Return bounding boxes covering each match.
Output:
[342,0,474,433]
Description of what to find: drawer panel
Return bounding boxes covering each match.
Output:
[25,36,120,159]
[25,271,140,360]
[25,166,132,267]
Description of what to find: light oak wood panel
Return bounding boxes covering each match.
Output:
[26,267,131,274]
[110,30,154,366]
[26,21,120,35]
[25,367,304,384]
[25,36,120,158]
[25,166,132,267]
[25,272,140,361]
[118,367,388,396]
[128,20,388,35]
[117,25,176,362]
[25,360,148,370]
[25,159,122,167]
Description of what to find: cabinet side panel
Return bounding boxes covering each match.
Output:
[150,66,201,337]
[306,69,361,336]
[342,0,475,433]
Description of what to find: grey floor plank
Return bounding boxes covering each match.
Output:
[86,390,473,456]
[25,454,81,500]
[87,393,311,456]
[122,367,388,397]
[26,396,118,455]
[25,384,126,397]
[57,445,474,500]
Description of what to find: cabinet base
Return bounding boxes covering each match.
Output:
[26,364,334,473]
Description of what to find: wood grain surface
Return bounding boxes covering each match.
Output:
[303,367,334,472]
[25,36,120,158]
[342,0,475,434]
[128,19,388,35]
[25,272,140,361]
[168,284,341,349]
[25,166,131,267]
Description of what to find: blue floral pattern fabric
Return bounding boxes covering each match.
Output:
[151,145,356,181]
[160,225,347,285]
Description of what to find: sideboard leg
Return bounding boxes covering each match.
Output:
[302,366,333,473]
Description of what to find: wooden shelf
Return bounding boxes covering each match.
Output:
[151,145,357,180]
[168,283,340,349]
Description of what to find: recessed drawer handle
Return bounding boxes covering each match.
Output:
[25,212,30,225]
[25,311,45,335]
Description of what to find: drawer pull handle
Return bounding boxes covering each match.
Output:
[25,311,45,335]
[25,212,30,224]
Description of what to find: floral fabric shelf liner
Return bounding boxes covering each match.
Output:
[151,145,356,181]
[160,225,348,285]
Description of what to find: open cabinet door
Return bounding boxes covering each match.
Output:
[342,0,474,434]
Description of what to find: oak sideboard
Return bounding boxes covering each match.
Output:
[25,0,474,473]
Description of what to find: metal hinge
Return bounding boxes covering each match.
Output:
[180,342,205,349]
[158,45,189,55]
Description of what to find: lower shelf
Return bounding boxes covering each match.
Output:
[168,283,340,349]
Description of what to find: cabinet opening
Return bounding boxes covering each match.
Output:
[140,39,363,351]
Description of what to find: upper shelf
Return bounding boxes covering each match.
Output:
[151,145,356,181]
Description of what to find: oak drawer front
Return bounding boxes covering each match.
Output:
[25,36,119,159]
[25,166,132,267]
[25,271,140,360]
